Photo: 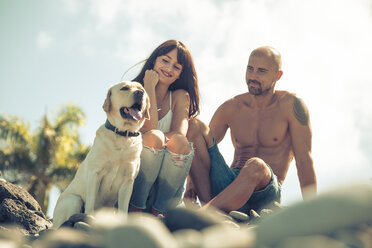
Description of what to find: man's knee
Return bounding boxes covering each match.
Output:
[142,130,165,149]
[187,118,200,140]
[187,118,213,146]
[241,157,271,185]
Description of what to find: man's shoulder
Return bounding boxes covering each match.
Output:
[221,93,248,108]
[276,91,311,125]
[276,90,298,105]
[276,90,296,98]
[214,94,246,115]
[231,92,250,103]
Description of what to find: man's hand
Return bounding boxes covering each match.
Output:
[183,176,200,208]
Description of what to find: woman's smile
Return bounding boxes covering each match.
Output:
[160,69,172,78]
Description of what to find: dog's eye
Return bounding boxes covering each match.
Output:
[120,86,130,91]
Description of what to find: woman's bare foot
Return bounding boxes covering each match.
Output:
[129,205,143,212]
[151,208,164,218]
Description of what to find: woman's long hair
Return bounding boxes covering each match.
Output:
[132,40,200,118]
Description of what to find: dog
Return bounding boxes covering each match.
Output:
[52,81,150,228]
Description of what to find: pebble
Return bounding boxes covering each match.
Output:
[163,207,225,232]
[228,211,250,223]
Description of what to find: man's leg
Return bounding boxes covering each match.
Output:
[202,157,272,212]
[186,118,214,204]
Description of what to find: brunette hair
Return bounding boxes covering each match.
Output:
[133,40,200,118]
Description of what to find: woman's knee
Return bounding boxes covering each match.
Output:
[166,134,191,155]
[142,130,165,149]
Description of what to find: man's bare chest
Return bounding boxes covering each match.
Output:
[229,108,289,148]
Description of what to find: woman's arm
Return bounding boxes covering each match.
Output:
[165,89,190,139]
[141,70,159,132]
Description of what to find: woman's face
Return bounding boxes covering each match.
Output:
[153,48,183,86]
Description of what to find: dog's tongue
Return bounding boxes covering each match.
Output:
[127,107,142,121]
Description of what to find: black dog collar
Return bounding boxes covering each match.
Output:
[104,119,140,137]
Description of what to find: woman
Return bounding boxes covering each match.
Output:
[129,40,200,215]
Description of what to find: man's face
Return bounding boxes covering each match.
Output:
[245,55,280,96]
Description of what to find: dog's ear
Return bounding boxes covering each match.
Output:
[102,89,112,112]
[144,94,150,120]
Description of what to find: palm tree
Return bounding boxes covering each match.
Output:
[0,104,90,213]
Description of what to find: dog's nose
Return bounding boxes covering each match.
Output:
[134,90,143,102]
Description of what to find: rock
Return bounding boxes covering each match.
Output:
[173,229,203,248]
[259,208,273,218]
[74,221,91,232]
[60,213,95,229]
[202,224,256,248]
[0,180,52,235]
[32,227,101,248]
[0,224,26,247]
[247,209,261,225]
[255,183,372,247]
[89,208,127,229]
[91,209,178,248]
[163,207,233,232]
[266,201,283,211]
[276,235,348,248]
[229,211,250,223]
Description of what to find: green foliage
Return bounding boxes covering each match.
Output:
[0,104,90,212]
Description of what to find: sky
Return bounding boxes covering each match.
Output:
[1,0,372,216]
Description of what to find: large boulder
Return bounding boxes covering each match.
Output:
[0,178,52,235]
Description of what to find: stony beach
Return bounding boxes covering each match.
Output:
[1,179,372,248]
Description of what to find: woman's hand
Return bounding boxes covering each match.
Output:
[143,69,159,90]
[140,69,159,132]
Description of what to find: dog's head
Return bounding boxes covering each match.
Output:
[103,81,150,132]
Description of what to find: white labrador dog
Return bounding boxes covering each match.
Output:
[53,81,150,228]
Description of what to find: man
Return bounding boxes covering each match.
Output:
[185,46,316,213]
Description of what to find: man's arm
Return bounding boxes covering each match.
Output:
[185,100,231,205]
[289,96,317,199]
[209,100,231,144]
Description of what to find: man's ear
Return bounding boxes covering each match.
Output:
[102,89,112,112]
[276,71,283,81]
[144,94,151,120]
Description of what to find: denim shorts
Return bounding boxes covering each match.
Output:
[130,143,194,213]
[208,140,281,213]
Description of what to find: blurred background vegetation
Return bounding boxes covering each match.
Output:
[0,104,90,213]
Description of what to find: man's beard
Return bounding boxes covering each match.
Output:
[248,79,263,95]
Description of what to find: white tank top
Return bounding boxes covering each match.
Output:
[157,92,173,133]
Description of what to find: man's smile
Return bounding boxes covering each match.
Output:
[248,79,262,87]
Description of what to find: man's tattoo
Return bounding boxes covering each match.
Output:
[293,96,309,125]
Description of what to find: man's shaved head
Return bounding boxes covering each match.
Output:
[250,46,282,71]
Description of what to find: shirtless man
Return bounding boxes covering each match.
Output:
[185,46,317,213]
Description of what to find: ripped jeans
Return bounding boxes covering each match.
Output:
[130,143,194,213]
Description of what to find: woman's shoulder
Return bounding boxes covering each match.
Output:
[172,89,190,101]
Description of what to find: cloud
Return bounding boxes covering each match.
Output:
[90,0,123,29]
[82,0,372,195]
[62,0,81,15]
[36,31,53,50]
[7,0,371,207]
